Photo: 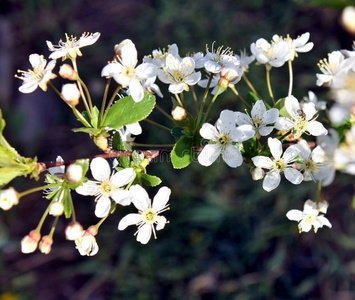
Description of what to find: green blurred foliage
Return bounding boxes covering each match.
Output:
[0,0,355,299]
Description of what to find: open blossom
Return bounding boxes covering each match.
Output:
[143,43,180,68]
[118,185,171,244]
[102,39,157,102]
[47,32,100,60]
[0,187,19,211]
[295,139,327,182]
[75,226,99,256]
[286,199,331,233]
[302,91,326,111]
[284,32,314,61]
[275,95,328,139]
[235,100,279,139]
[76,157,135,218]
[16,54,56,93]
[252,137,303,192]
[158,54,201,94]
[333,125,355,175]
[235,49,255,70]
[250,36,290,69]
[198,110,255,168]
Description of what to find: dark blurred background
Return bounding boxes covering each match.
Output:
[0,0,355,299]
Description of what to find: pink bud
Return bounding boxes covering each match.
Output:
[49,201,64,216]
[65,222,84,240]
[61,83,80,106]
[66,164,83,183]
[21,230,41,254]
[39,235,53,254]
[59,64,78,80]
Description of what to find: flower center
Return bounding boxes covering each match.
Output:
[305,214,317,226]
[273,158,286,172]
[100,181,113,197]
[142,208,157,224]
[123,66,136,79]
[218,134,231,146]
[292,117,308,139]
[305,159,317,172]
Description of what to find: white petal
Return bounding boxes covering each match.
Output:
[197,144,221,167]
[251,100,266,119]
[111,189,133,206]
[129,79,144,102]
[306,121,328,136]
[156,216,167,230]
[19,82,39,93]
[136,224,152,244]
[79,32,101,47]
[184,72,201,86]
[263,108,279,124]
[118,213,142,230]
[316,216,332,228]
[258,126,274,136]
[284,168,303,184]
[286,209,304,221]
[130,184,150,211]
[76,180,99,196]
[296,140,311,160]
[268,137,283,159]
[283,145,300,162]
[235,112,252,126]
[169,83,185,94]
[302,102,316,121]
[222,145,243,168]
[111,168,136,187]
[95,196,111,218]
[285,95,301,119]
[263,171,281,192]
[152,186,171,211]
[274,117,294,131]
[199,123,219,140]
[303,199,317,215]
[135,63,157,79]
[251,156,273,169]
[298,219,312,232]
[48,156,65,176]
[90,157,110,182]
[126,122,142,135]
[233,124,255,142]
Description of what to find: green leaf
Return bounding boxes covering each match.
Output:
[62,188,72,219]
[274,98,291,119]
[90,106,100,128]
[0,168,23,187]
[171,136,194,169]
[132,150,144,165]
[72,127,103,136]
[139,173,162,187]
[111,132,130,168]
[103,93,156,130]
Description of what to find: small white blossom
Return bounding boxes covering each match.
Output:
[286,199,331,233]
[316,51,349,86]
[285,32,314,61]
[303,91,326,111]
[101,39,157,102]
[47,32,100,60]
[118,185,171,244]
[157,54,201,94]
[61,83,80,106]
[235,49,255,70]
[75,227,99,256]
[252,137,303,192]
[76,157,135,218]
[0,187,19,211]
[334,125,355,175]
[275,95,328,139]
[143,43,180,68]
[235,100,279,139]
[16,54,56,93]
[198,110,255,168]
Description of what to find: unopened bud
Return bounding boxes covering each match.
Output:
[0,187,19,211]
[39,235,53,254]
[59,64,78,80]
[218,77,230,89]
[66,164,83,183]
[61,83,80,106]
[21,230,41,254]
[171,106,187,121]
[341,6,355,34]
[49,201,64,216]
[87,225,98,237]
[251,167,265,181]
[65,221,84,240]
[93,136,109,152]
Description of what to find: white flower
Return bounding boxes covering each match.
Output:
[296,139,327,181]
[235,49,255,70]
[143,43,180,68]
[157,54,201,94]
[275,95,328,139]
[46,32,100,60]
[303,91,326,111]
[76,157,135,218]
[235,100,279,139]
[16,54,56,93]
[250,37,290,69]
[75,227,99,256]
[101,39,157,102]
[286,199,332,233]
[118,127,137,150]
[46,156,65,199]
[334,125,355,175]
[252,137,303,192]
[118,185,171,244]
[286,32,314,61]
[0,187,19,211]
[316,51,348,86]
[198,110,255,168]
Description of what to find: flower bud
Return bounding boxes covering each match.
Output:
[0,187,19,211]
[59,64,78,80]
[75,226,99,256]
[21,230,41,254]
[171,106,187,121]
[93,135,109,152]
[66,164,83,183]
[49,201,64,216]
[61,83,80,106]
[341,6,355,34]
[65,222,84,240]
[251,167,265,181]
[39,235,53,254]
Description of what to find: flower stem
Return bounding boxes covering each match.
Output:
[131,142,175,148]
[266,66,275,104]
[35,198,55,232]
[229,84,251,109]
[202,86,223,124]
[102,84,121,122]
[100,78,112,122]
[288,60,293,97]
[242,73,261,99]
[143,118,172,131]
[48,216,59,237]
[156,104,174,121]
[18,183,59,198]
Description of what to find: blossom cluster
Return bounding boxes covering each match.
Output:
[1,28,354,256]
